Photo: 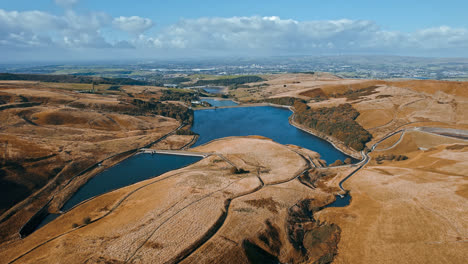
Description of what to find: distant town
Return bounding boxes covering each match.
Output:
[1,55,467,81]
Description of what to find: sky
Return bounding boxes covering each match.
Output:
[1,0,468,62]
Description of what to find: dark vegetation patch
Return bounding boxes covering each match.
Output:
[145,241,164,249]
[159,89,198,103]
[151,76,191,86]
[0,73,149,86]
[293,102,372,151]
[0,93,30,105]
[230,167,250,175]
[298,169,322,188]
[130,99,194,124]
[375,154,408,164]
[66,88,196,124]
[299,88,328,101]
[244,197,279,213]
[72,71,133,76]
[83,217,92,225]
[242,239,280,264]
[446,144,468,150]
[260,97,305,106]
[372,168,393,176]
[176,129,197,135]
[257,220,282,255]
[233,207,255,213]
[249,83,270,88]
[329,158,352,167]
[193,76,265,87]
[329,85,380,101]
[303,224,340,251]
[376,94,392,99]
[0,177,32,211]
[287,199,341,263]
[107,85,121,91]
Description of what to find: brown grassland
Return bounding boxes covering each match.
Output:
[0,81,194,246]
[0,74,467,263]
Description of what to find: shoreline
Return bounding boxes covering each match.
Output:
[198,98,363,161]
[266,102,362,160]
[287,113,362,160]
[13,123,192,239]
[12,99,363,239]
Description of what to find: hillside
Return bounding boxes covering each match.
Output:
[0,73,467,264]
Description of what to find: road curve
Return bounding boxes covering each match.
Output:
[338,126,468,192]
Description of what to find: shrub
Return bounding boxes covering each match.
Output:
[330,160,344,166]
[396,155,408,161]
[176,129,197,135]
[230,167,249,174]
[83,217,92,225]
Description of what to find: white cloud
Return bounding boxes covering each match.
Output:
[113,16,153,34]
[1,10,468,60]
[0,9,64,32]
[146,16,468,56]
[0,8,125,49]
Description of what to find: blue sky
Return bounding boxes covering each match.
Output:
[1,0,468,61]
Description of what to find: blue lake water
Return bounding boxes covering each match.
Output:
[203,87,224,94]
[201,98,238,107]
[192,106,349,164]
[61,153,202,211]
[324,194,351,207]
[35,154,201,231]
[35,104,353,232]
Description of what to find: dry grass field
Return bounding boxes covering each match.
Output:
[0,137,342,264]
[0,81,192,246]
[317,134,468,263]
[1,74,467,264]
[227,74,468,263]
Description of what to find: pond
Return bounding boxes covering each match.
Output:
[324,194,351,207]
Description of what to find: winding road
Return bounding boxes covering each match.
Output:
[338,126,468,192]
[6,110,468,264]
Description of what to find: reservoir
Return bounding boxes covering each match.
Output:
[61,153,202,211]
[33,153,201,231]
[34,103,352,233]
[201,98,238,107]
[192,106,350,164]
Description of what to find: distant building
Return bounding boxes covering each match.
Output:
[163,84,178,88]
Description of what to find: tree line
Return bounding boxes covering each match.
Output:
[130,99,194,124]
[192,76,265,87]
[0,73,149,86]
[159,89,198,103]
[293,101,372,151]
